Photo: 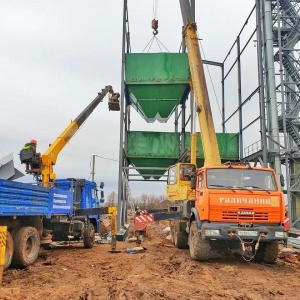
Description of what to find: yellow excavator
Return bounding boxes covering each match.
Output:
[20,85,120,186]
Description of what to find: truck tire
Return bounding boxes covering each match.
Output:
[264,242,278,264]
[188,221,211,261]
[174,221,188,249]
[4,231,13,270]
[170,221,176,244]
[83,223,95,249]
[253,242,265,263]
[12,226,40,268]
[253,242,278,264]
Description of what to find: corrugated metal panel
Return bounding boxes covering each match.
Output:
[125,53,190,123]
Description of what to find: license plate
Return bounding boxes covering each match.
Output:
[237,230,258,237]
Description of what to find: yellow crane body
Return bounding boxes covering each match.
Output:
[41,121,79,184]
[183,23,221,167]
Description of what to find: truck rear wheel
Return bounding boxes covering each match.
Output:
[12,226,40,268]
[188,221,211,261]
[83,223,95,249]
[174,221,188,249]
[4,231,13,270]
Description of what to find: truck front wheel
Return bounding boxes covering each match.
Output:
[83,223,95,249]
[189,221,211,261]
[4,231,13,270]
[264,242,279,264]
[253,241,278,264]
[12,226,40,268]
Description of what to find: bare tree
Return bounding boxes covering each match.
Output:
[106,191,117,206]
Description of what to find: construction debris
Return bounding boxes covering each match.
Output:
[288,237,300,249]
[125,246,146,254]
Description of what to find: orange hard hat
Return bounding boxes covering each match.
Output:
[30,139,37,145]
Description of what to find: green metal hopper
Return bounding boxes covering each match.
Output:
[125,53,190,123]
[126,131,180,179]
[126,131,239,180]
[184,132,239,166]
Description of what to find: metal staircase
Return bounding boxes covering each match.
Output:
[278,116,300,149]
[275,0,300,150]
[273,0,300,222]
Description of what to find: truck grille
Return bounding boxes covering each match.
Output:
[222,211,268,221]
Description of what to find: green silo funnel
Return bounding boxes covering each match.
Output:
[125,53,190,123]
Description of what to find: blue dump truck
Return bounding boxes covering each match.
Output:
[0,178,107,269]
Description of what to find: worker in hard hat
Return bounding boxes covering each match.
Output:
[22,140,37,148]
[135,206,141,216]
[20,139,41,172]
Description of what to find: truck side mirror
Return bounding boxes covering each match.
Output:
[280,174,285,187]
[99,190,105,204]
[190,172,196,190]
[100,182,104,189]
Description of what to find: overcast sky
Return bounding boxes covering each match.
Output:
[1,1,257,198]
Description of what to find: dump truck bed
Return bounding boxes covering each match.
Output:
[0,179,73,218]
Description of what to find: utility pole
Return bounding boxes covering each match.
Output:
[91,155,96,182]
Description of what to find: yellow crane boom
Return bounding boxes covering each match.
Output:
[29,85,119,185]
[41,85,120,185]
[180,0,221,167]
[166,1,221,201]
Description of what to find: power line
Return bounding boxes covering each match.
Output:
[94,155,118,162]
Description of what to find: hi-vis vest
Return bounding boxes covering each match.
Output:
[22,143,32,150]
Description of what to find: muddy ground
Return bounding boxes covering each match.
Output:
[1,221,300,300]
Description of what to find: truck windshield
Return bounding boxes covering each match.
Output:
[206,168,277,191]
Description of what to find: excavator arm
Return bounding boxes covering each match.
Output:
[41,85,120,185]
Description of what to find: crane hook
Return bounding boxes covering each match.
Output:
[151,19,158,36]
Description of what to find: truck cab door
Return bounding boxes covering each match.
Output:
[195,171,206,220]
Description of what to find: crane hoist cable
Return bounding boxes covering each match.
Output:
[143,0,171,53]
[199,42,222,119]
[197,36,225,132]
[142,35,169,53]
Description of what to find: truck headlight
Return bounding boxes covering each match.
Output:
[275,231,287,238]
[204,229,220,236]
